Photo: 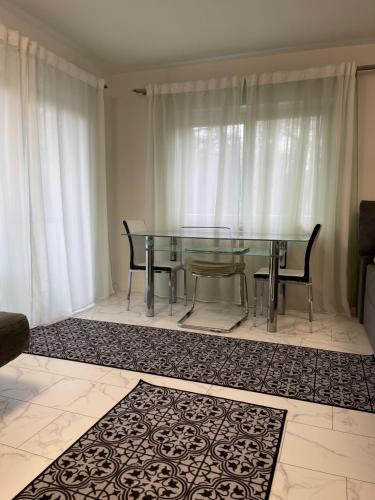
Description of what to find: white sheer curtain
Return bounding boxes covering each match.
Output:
[0,25,112,326]
[146,77,244,302]
[146,64,357,313]
[146,77,244,229]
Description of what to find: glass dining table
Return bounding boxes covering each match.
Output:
[127,228,310,333]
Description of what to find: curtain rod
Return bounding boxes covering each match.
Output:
[131,64,375,95]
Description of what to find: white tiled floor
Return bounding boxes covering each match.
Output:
[0,293,374,499]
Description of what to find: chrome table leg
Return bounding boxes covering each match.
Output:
[145,236,154,317]
[240,274,245,307]
[170,236,177,303]
[267,240,280,332]
[279,241,287,314]
[280,283,286,314]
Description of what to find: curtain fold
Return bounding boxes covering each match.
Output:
[242,63,357,314]
[146,77,244,301]
[146,77,244,230]
[0,24,112,326]
[146,64,357,313]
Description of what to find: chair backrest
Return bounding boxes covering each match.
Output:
[180,226,231,238]
[181,226,231,229]
[303,224,322,280]
[180,226,232,243]
[180,226,234,260]
[123,220,146,269]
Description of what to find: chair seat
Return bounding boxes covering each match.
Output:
[254,267,307,282]
[133,260,183,272]
[190,260,245,275]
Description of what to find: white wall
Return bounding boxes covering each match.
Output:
[108,43,375,310]
[0,0,112,77]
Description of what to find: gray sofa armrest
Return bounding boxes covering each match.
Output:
[0,312,29,367]
[358,256,374,323]
[358,201,375,322]
[364,264,375,352]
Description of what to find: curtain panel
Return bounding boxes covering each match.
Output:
[0,24,112,326]
[146,64,357,314]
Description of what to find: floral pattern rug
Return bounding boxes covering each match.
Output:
[26,317,375,413]
[15,380,286,499]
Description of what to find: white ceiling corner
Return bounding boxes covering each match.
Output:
[7,0,375,73]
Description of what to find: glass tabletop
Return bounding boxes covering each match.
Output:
[125,227,310,242]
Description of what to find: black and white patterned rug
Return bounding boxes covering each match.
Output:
[15,380,286,500]
[26,318,375,413]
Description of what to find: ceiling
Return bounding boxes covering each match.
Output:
[9,0,375,72]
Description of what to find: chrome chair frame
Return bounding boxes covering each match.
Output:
[123,220,182,316]
[253,224,321,324]
[254,278,314,321]
[178,226,249,333]
[178,270,249,333]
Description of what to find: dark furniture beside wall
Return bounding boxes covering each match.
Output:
[358,201,375,350]
[0,312,29,367]
[364,263,375,350]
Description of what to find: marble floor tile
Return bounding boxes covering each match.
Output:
[99,368,213,395]
[0,397,62,447]
[141,373,213,394]
[347,478,375,500]
[150,317,226,336]
[206,384,333,429]
[295,327,333,343]
[96,367,144,387]
[0,443,51,500]
[85,292,374,352]
[287,309,335,321]
[333,407,375,438]
[293,318,331,334]
[331,329,373,354]
[236,328,304,346]
[281,421,375,482]
[77,310,156,327]
[330,316,367,334]
[270,463,346,500]
[300,337,373,355]
[76,293,184,326]
[252,315,296,333]
[31,378,127,417]
[0,365,63,402]
[19,412,96,459]
[10,353,112,381]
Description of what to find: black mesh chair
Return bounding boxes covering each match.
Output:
[254,224,322,323]
[123,220,183,315]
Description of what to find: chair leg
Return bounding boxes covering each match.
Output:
[307,282,314,322]
[279,283,286,315]
[183,268,187,306]
[240,274,245,307]
[253,280,257,319]
[260,281,264,316]
[172,271,177,304]
[243,273,249,315]
[168,273,173,316]
[191,275,198,311]
[127,271,133,311]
